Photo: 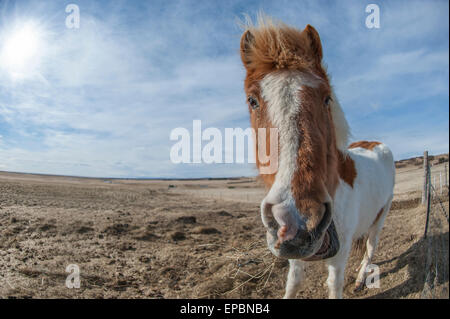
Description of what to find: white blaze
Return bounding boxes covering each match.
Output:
[260,71,320,202]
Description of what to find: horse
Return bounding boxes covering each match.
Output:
[239,16,395,299]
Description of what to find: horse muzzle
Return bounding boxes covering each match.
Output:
[262,200,340,260]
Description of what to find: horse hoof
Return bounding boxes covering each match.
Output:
[353,282,364,293]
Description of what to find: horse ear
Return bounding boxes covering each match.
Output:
[303,24,323,63]
[240,30,255,67]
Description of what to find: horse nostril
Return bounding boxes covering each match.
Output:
[271,203,300,244]
[308,203,332,234]
[305,203,328,231]
[274,225,288,249]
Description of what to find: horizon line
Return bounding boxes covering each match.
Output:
[0,151,447,181]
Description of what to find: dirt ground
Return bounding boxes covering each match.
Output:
[0,156,448,299]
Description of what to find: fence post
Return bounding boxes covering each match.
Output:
[445,163,448,187]
[424,164,432,238]
[422,151,429,205]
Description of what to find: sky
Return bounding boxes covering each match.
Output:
[0,0,448,178]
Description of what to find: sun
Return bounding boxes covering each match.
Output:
[0,21,45,80]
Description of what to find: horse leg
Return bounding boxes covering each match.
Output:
[355,249,368,272]
[354,196,393,291]
[354,234,377,291]
[326,241,351,299]
[283,259,305,299]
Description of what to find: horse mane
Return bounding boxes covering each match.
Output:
[329,88,351,152]
[240,14,316,71]
[240,13,351,152]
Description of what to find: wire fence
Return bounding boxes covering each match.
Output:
[420,159,449,299]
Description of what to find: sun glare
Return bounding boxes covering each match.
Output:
[0,22,44,80]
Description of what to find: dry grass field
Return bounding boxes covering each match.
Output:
[0,155,448,299]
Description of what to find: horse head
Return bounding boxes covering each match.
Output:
[240,17,351,260]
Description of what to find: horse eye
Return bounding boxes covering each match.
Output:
[324,96,332,107]
[248,96,259,110]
